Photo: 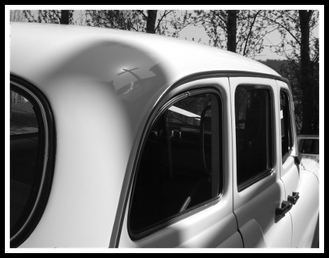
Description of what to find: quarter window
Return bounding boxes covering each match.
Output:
[280,90,293,160]
[235,85,274,191]
[129,91,222,237]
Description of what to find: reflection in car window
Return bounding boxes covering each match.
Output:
[10,86,45,240]
[235,85,274,191]
[129,91,222,238]
[10,91,38,135]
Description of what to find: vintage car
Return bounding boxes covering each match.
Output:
[9,22,319,248]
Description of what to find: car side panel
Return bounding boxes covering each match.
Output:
[117,78,242,248]
[230,77,293,248]
[119,198,242,248]
[19,79,133,247]
[290,167,319,247]
[277,81,319,247]
[233,177,292,247]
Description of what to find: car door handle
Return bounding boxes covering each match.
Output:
[275,200,292,222]
[288,192,299,205]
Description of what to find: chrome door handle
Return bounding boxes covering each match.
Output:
[275,200,292,222]
[288,192,300,205]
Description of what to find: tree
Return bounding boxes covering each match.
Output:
[10,10,26,22]
[226,10,237,52]
[86,10,142,31]
[145,10,157,34]
[60,10,70,24]
[23,10,74,24]
[85,10,174,35]
[299,10,317,134]
[190,10,271,57]
[263,10,319,134]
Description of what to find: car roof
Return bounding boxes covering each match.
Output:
[10,22,281,85]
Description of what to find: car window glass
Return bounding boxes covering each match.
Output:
[10,91,38,135]
[235,85,273,191]
[10,87,44,238]
[129,91,222,237]
[280,90,293,159]
[299,139,319,154]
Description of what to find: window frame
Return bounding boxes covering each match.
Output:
[127,88,224,240]
[10,75,56,247]
[234,84,275,192]
[280,89,294,163]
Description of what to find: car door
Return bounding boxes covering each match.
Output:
[277,80,319,247]
[116,78,243,248]
[230,77,292,247]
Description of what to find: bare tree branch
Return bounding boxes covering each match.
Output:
[259,12,301,45]
[242,10,261,56]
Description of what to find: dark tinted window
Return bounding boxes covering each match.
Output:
[299,139,319,154]
[129,91,222,237]
[235,85,274,191]
[280,90,293,159]
[10,83,48,244]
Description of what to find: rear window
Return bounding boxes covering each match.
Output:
[10,78,55,247]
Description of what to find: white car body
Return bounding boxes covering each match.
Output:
[9,22,319,248]
[298,134,319,172]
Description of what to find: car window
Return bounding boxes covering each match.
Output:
[280,90,293,160]
[10,81,52,246]
[299,139,319,154]
[235,85,274,191]
[129,91,222,238]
